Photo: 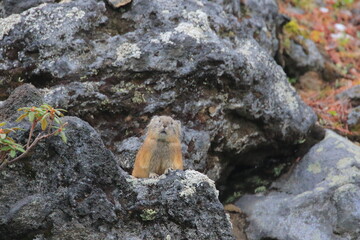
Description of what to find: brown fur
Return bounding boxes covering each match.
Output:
[132,116,183,178]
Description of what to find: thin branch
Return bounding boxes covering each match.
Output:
[47,118,54,135]
[0,158,8,169]
[0,121,68,171]
[0,131,58,170]
[27,121,37,148]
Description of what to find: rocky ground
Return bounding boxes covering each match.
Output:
[0,0,359,239]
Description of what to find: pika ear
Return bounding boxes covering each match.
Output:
[175,120,182,138]
[151,115,160,121]
[149,115,159,125]
[145,116,159,134]
[175,120,181,128]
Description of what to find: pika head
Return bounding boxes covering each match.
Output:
[146,116,181,143]
[132,115,183,178]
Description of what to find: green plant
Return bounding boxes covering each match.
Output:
[254,186,266,194]
[224,191,243,204]
[295,138,306,144]
[0,104,67,170]
[288,77,297,85]
[293,0,316,11]
[140,209,157,221]
[273,163,286,177]
[283,20,307,38]
[0,123,25,158]
[333,0,354,8]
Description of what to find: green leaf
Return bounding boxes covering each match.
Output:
[16,113,29,122]
[40,118,48,130]
[54,117,61,125]
[54,109,65,116]
[0,122,6,127]
[296,138,306,144]
[14,145,25,153]
[41,113,49,120]
[1,146,11,151]
[10,150,16,158]
[2,139,14,144]
[28,112,35,122]
[40,113,49,130]
[328,110,338,116]
[60,131,67,143]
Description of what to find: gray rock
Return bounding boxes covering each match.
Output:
[0,0,317,185]
[239,0,284,57]
[114,136,142,171]
[2,0,56,16]
[0,0,107,81]
[107,0,132,8]
[336,85,360,107]
[284,37,325,77]
[336,85,360,129]
[0,83,42,121]
[236,130,360,240]
[215,0,287,57]
[182,127,211,172]
[0,86,235,240]
[0,2,5,18]
[347,106,360,127]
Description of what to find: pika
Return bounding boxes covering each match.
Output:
[132,116,183,178]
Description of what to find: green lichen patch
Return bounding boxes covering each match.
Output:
[307,162,322,174]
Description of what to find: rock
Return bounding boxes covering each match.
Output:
[0,0,107,84]
[0,83,42,122]
[283,37,325,77]
[217,0,287,57]
[0,3,5,18]
[224,204,248,240]
[347,106,360,128]
[2,0,56,16]
[114,136,142,171]
[336,85,360,107]
[236,130,360,240]
[182,127,211,172]
[0,86,235,240]
[240,0,286,57]
[107,0,132,8]
[128,170,235,240]
[336,85,360,131]
[0,0,317,188]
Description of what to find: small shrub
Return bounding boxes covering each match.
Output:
[140,209,157,221]
[0,104,67,170]
[254,186,267,194]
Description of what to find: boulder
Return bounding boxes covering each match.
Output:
[347,106,360,128]
[1,0,56,16]
[236,130,360,240]
[0,85,235,240]
[0,0,317,181]
[336,85,360,107]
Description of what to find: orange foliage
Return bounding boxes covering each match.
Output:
[278,0,360,136]
[300,79,359,135]
[278,0,360,76]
